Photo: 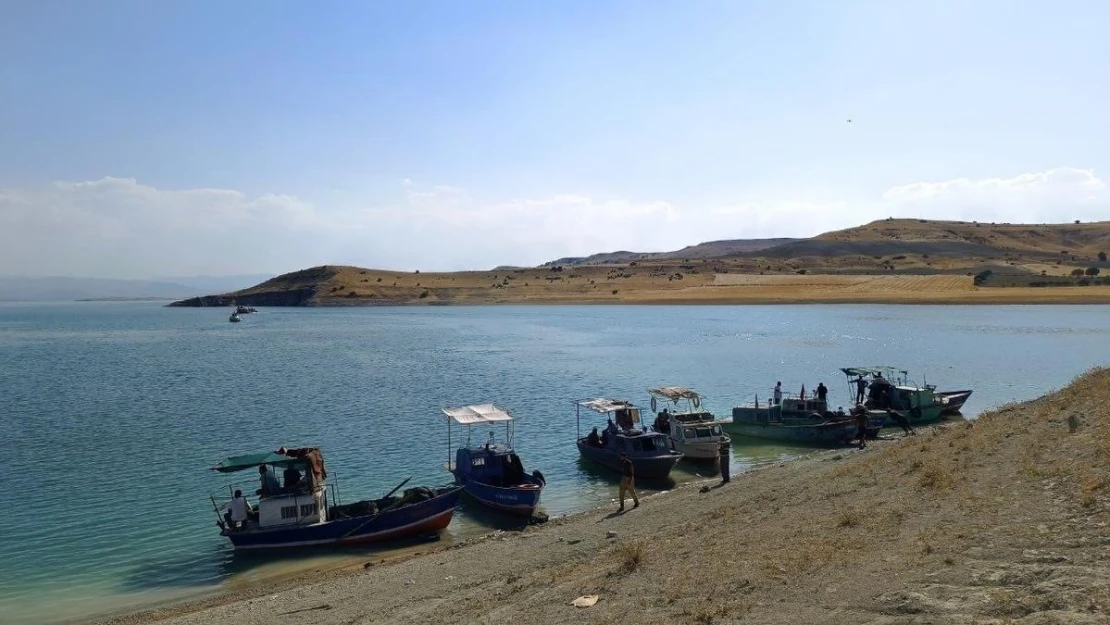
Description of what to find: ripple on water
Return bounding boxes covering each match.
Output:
[2,302,1109,624]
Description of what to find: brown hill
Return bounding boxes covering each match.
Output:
[167,219,1110,307]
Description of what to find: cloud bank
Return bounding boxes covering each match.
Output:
[1,168,1106,278]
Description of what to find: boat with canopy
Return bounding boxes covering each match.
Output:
[840,366,948,425]
[647,386,728,461]
[210,446,461,550]
[442,403,546,517]
[574,398,683,479]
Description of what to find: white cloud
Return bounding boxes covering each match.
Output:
[880,167,1108,223]
[1,167,1106,278]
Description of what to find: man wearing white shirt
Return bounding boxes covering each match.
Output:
[225,490,251,529]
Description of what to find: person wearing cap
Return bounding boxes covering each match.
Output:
[618,452,639,511]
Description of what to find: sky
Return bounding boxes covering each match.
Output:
[1,0,1108,278]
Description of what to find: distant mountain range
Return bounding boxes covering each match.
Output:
[540,238,800,266]
[0,274,274,302]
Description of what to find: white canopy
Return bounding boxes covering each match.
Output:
[648,386,700,401]
[577,398,633,414]
[442,403,514,425]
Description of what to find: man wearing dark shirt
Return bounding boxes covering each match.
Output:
[718,437,731,484]
[283,465,303,492]
[618,452,639,511]
[853,406,869,450]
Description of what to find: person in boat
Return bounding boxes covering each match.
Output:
[886,408,917,436]
[600,427,610,448]
[816,382,828,402]
[258,464,281,497]
[855,377,867,403]
[224,489,253,529]
[653,409,670,434]
[835,406,847,418]
[851,404,868,450]
[283,465,303,492]
[615,408,634,432]
[718,438,731,484]
[617,452,639,511]
[773,381,783,406]
[587,426,602,448]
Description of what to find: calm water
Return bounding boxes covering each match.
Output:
[2,302,1109,623]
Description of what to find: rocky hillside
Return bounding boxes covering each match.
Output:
[168,219,1110,306]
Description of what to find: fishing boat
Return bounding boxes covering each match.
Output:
[211,447,461,550]
[840,366,947,425]
[725,391,877,445]
[937,390,974,415]
[228,312,241,323]
[647,386,728,461]
[442,403,546,517]
[575,398,683,479]
[235,304,258,314]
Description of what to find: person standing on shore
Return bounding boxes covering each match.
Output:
[618,452,639,511]
[852,405,868,450]
[718,437,731,484]
[887,408,917,436]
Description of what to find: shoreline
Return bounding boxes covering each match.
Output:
[99,369,1110,624]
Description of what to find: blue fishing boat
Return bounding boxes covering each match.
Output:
[442,403,546,517]
[575,398,683,479]
[211,447,461,550]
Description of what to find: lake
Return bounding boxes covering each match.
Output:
[2,302,1108,624]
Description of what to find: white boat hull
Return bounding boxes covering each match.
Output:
[672,440,720,461]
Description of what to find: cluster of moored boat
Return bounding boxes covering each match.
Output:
[228,305,257,323]
[209,365,971,551]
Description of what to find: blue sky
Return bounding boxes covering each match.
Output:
[1,0,1107,277]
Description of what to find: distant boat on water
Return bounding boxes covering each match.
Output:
[228,312,241,323]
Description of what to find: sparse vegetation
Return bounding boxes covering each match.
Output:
[614,540,645,573]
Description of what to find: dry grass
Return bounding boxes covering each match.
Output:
[614,540,646,574]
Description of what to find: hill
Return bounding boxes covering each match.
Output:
[540,237,799,266]
[168,219,1110,307]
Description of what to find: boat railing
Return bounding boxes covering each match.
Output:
[210,476,338,529]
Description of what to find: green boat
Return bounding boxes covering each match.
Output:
[840,366,946,425]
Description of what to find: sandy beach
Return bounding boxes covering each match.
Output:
[103,368,1110,625]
